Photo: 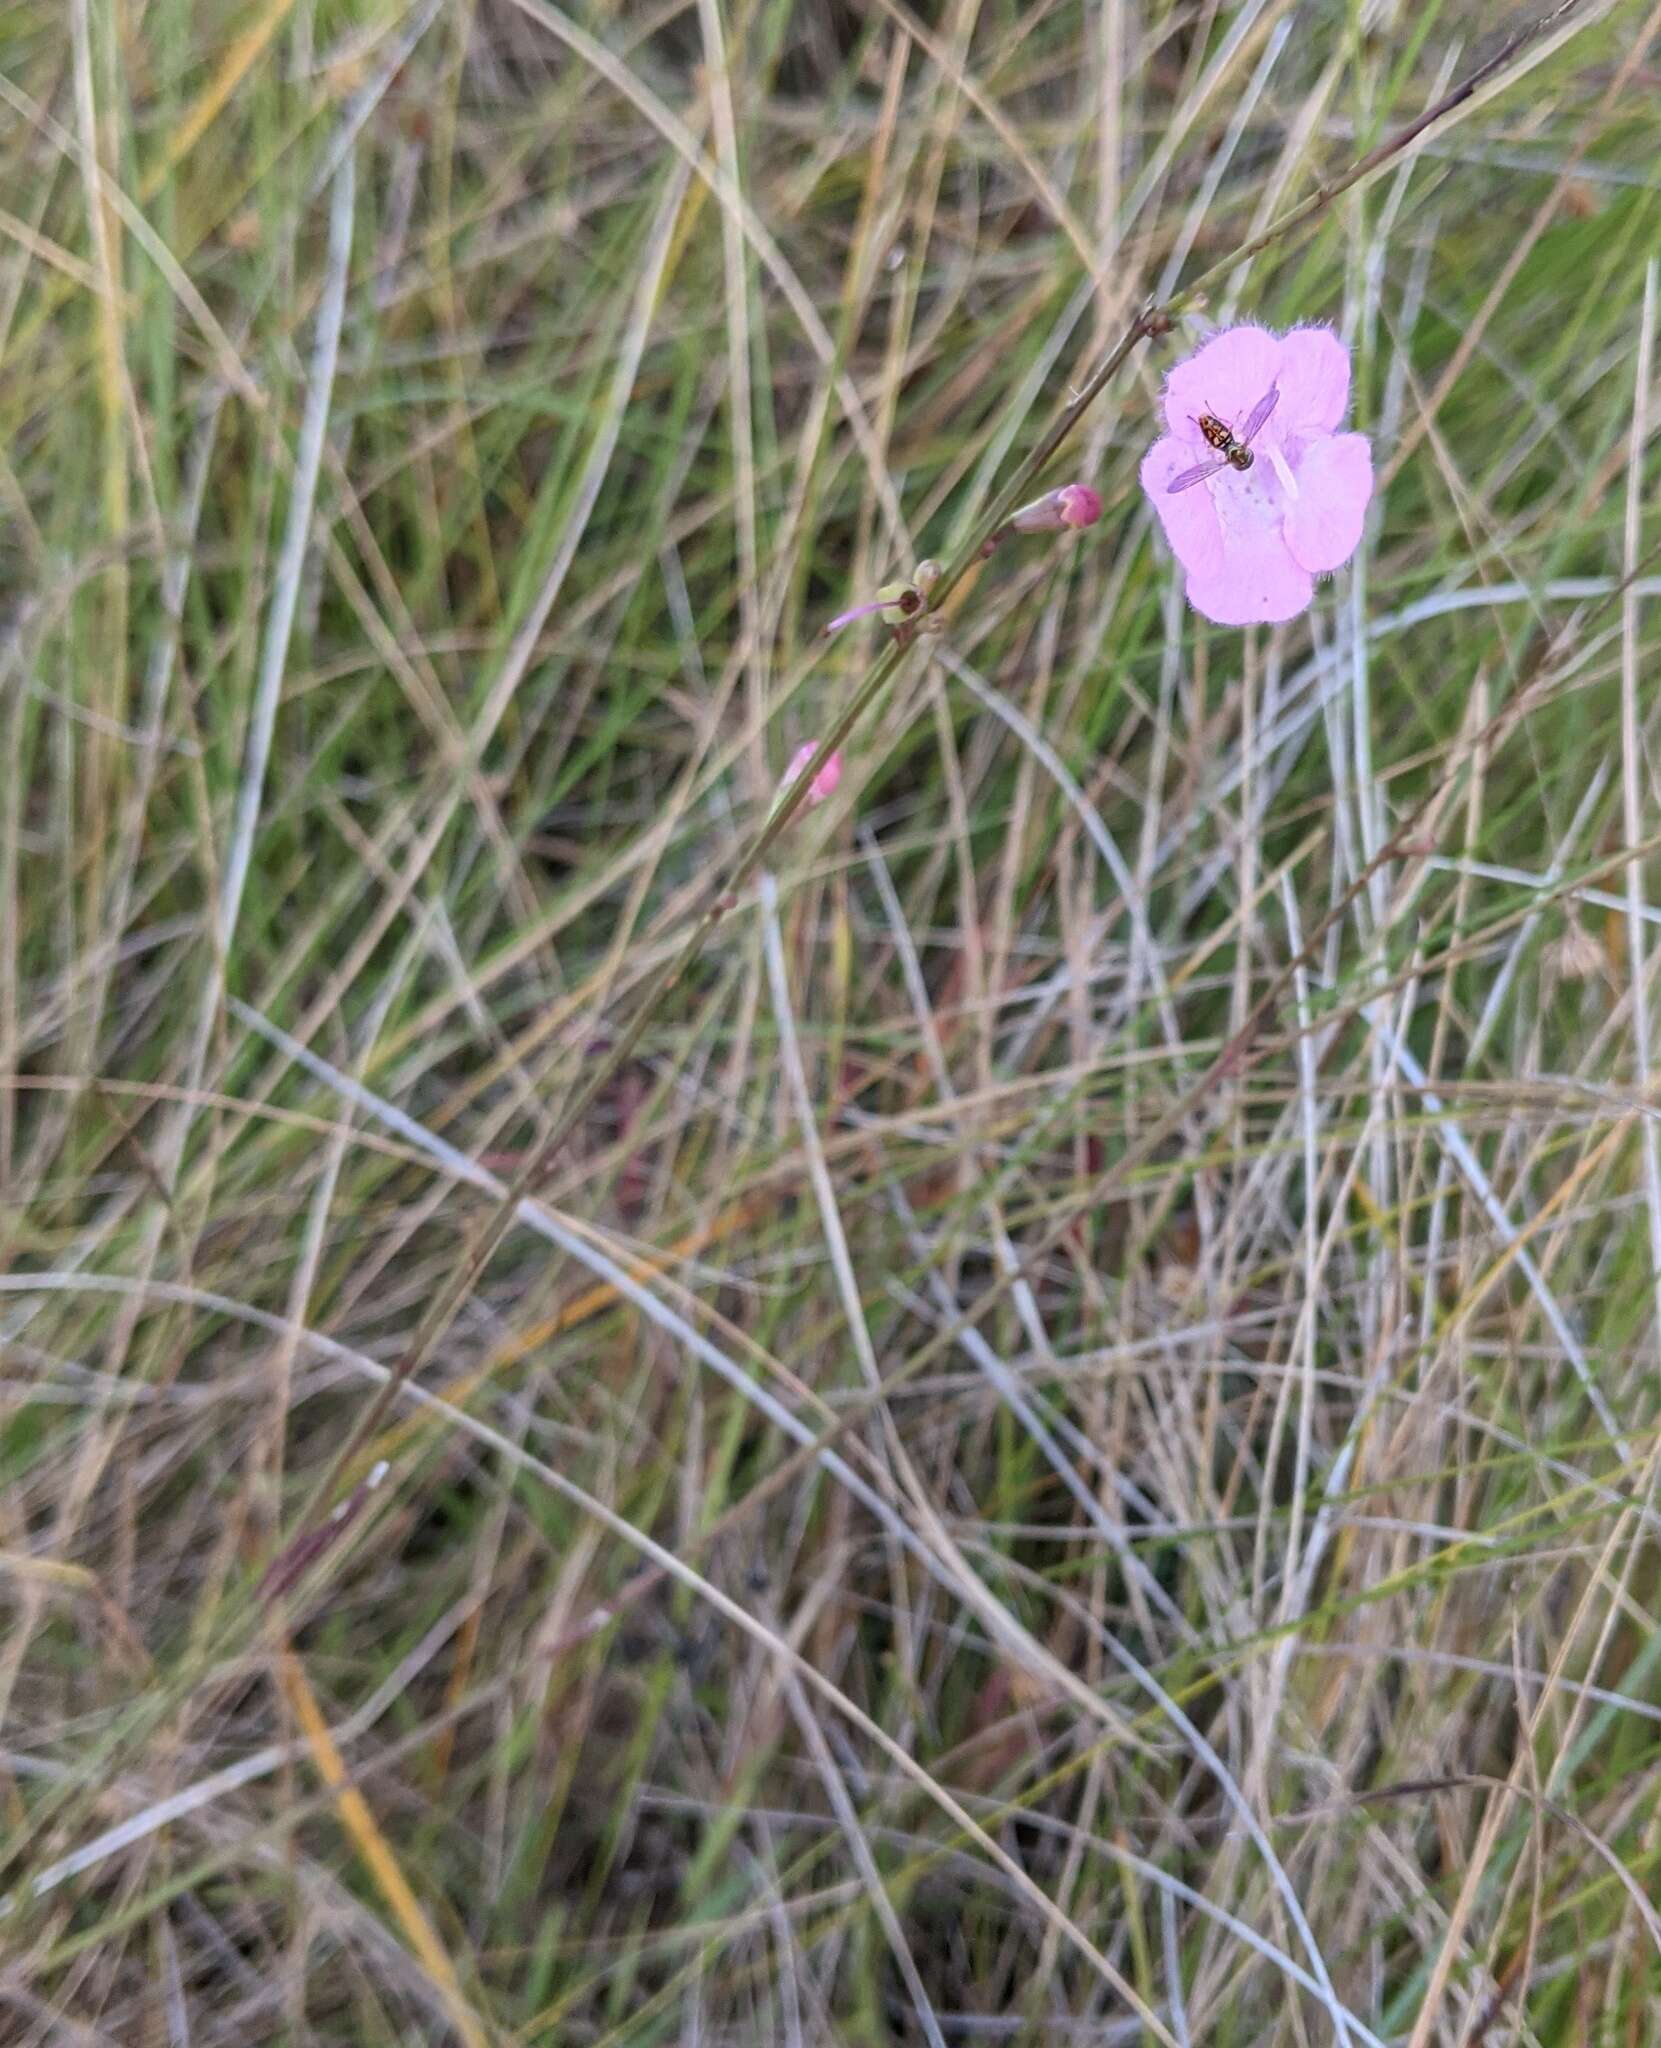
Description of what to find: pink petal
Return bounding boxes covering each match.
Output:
[1163,325,1283,444]
[1184,524,1313,627]
[1275,327,1352,438]
[1281,432,1373,575]
[823,597,889,635]
[1140,436,1225,581]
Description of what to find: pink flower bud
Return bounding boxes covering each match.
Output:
[783,743,842,806]
[1055,483,1102,528]
[1009,482,1102,534]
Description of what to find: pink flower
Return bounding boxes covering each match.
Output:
[1140,325,1373,626]
[1009,481,1102,533]
[782,742,842,806]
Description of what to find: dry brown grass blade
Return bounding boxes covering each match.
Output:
[277,1648,494,2048]
[139,0,302,198]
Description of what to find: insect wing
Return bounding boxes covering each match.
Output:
[1166,457,1226,494]
[1239,383,1280,447]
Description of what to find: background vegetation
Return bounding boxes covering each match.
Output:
[4,0,1661,2041]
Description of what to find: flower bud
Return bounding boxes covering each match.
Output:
[782,743,843,807]
[1009,482,1102,533]
[1055,483,1102,528]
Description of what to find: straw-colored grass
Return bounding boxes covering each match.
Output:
[4,2,1661,2041]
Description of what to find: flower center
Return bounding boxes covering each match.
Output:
[1210,458,1282,541]
[1202,430,1305,542]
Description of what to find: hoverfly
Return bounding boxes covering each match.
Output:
[1166,384,1280,493]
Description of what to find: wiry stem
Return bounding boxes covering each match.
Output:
[261,0,1603,1594]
